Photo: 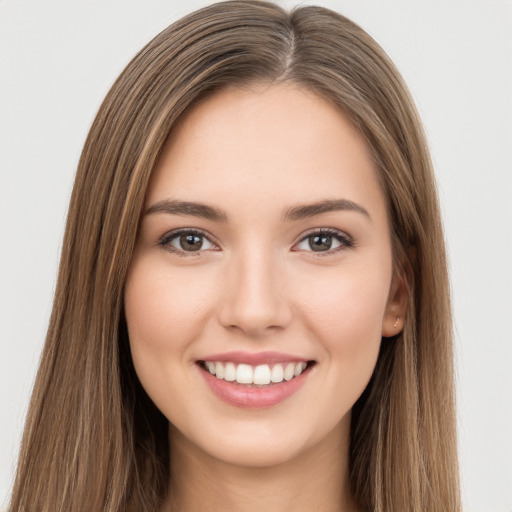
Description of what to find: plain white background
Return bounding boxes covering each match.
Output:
[1,1,511,511]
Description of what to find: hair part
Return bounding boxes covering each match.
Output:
[9,2,460,511]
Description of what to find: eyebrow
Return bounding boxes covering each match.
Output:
[146,199,228,222]
[146,198,370,223]
[283,199,371,222]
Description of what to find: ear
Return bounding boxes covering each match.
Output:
[382,267,409,338]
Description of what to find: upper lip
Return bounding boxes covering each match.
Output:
[199,351,311,366]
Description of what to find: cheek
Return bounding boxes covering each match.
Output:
[123,255,217,395]
[125,257,211,345]
[123,256,226,431]
[294,258,391,374]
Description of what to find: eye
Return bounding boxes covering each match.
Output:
[293,229,353,253]
[159,229,217,255]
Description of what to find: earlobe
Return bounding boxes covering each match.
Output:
[382,270,409,338]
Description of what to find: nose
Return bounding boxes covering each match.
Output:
[217,249,292,337]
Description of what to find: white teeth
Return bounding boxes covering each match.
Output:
[236,364,253,384]
[271,364,284,383]
[215,362,225,379]
[284,363,295,381]
[294,362,306,376]
[224,362,236,381]
[204,360,309,385]
[253,364,271,385]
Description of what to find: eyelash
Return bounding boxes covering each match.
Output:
[158,228,218,257]
[292,228,354,256]
[157,227,354,257]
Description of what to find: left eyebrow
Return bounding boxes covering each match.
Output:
[283,199,371,222]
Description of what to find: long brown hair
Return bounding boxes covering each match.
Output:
[9,1,460,511]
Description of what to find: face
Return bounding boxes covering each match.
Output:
[124,83,405,468]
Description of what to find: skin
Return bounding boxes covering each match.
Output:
[124,83,407,512]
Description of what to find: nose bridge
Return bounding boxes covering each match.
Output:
[219,243,290,335]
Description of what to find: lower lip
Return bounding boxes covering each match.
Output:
[198,364,312,408]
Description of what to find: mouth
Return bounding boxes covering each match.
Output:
[198,360,314,386]
[196,357,316,408]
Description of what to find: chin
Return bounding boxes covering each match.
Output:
[170,406,351,470]
[200,436,311,469]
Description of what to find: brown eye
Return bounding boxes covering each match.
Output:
[179,233,204,251]
[294,229,352,254]
[308,234,334,252]
[160,230,217,254]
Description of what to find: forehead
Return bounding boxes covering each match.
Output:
[146,83,386,221]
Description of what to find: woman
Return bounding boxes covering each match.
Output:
[8,1,460,511]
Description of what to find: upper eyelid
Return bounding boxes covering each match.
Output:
[158,226,352,249]
[291,228,354,255]
[294,227,352,243]
[158,227,219,247]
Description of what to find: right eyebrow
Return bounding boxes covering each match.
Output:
[145,199,228,222]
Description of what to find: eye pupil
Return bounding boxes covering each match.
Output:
[309,234,332,251]
[180,233,203,251]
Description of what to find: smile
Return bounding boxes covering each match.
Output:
[197,354,315,408]
[201,361,309,386]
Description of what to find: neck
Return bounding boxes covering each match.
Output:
[163,420,358,512]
